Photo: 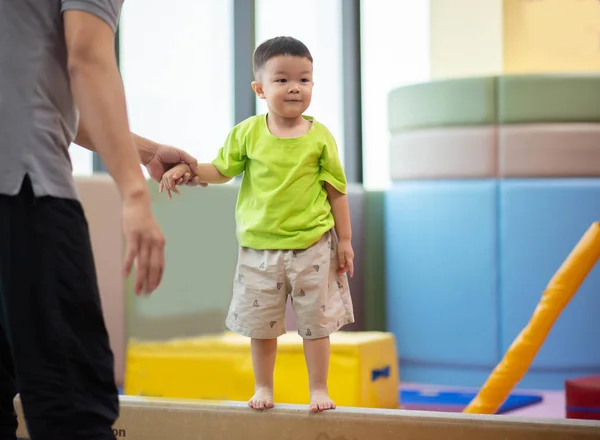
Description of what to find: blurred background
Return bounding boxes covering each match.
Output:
[74,0,600,420]
[71,0,433,189]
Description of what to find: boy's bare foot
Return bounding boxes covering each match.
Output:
[310,389,336,412]
[248,387,274,410]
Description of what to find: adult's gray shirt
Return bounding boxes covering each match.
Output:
[0,0,123,199]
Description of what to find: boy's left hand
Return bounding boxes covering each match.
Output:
[337,238,354,278]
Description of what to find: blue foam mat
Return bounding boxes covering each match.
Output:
[384,181,499,367]
[400,389,543,414]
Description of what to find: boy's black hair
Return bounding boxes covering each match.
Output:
[253,36,313,77]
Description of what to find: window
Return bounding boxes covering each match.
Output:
[255,0,345,164]
[119,0,234,170]
[360,0,430,189]
[70,146,93,176]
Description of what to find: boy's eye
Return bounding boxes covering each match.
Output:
[301,78,310,83]
[275,79,287,83]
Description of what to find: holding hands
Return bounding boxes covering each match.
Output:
[159,163,193,199]
[144,143,203,186]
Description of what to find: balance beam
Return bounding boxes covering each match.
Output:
[14,395,600,439]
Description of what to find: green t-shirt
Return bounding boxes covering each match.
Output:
[212,113,347,250]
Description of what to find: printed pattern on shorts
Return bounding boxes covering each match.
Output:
[225,230,355,339]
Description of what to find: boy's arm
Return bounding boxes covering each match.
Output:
[160,163,232,198]
[325,183,352,242]
[318,126,353,276]
[196,164,232,184]
[170,164,232,185]
[325,183,354,277]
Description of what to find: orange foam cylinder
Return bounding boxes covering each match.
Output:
[464,222,600,414]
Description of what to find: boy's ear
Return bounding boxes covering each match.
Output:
[251,81,265,99]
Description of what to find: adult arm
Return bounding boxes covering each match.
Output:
[75,122,200,185]
[74,124,156,165]
[63,7,165,294]
[64,8,146,200]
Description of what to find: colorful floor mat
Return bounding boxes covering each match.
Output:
[400,388,543,414]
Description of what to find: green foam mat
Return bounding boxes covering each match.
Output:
[388,74,600,131]
[498,74,600,124]
[388,76,497,131]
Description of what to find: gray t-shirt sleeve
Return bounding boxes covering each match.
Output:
[61,0,123,32]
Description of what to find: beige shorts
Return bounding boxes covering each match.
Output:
[225,230,355,340]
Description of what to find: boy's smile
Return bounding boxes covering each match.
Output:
[252,54,314,120]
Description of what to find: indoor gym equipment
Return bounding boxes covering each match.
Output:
[463,222,600,414]
[399,389,542,413]
[386,74,600,390]
[14,395,600,440]
[125,331,399,408]
[565,374,600,420]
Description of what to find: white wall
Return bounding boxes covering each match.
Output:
[429,0,503,79]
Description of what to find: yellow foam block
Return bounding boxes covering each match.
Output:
[125,331,399,408]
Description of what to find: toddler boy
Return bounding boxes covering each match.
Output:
[160,36,355,412]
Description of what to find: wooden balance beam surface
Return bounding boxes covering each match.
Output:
[15,395,600,440]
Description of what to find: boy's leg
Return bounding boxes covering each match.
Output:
[249,338,277,409]
[225,247,288,409]
[0,177,118,440]
[287,230,355,411]
[302,336,333,411]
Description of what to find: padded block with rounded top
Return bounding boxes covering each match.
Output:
[499,124,600,177]
[389,126,498,180]
[498,74,600,124]
[388,74,600,133]
[388,76,497,131]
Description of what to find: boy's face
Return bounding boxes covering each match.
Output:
[252,55,314,119]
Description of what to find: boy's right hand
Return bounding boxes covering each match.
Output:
[159,163,191,199]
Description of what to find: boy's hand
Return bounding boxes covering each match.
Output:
[337,238,354,278]
[159,164,190,199]
[144,143,204,186]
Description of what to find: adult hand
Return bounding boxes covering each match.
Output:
[144,144,207,187]
[121,190,166,295]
